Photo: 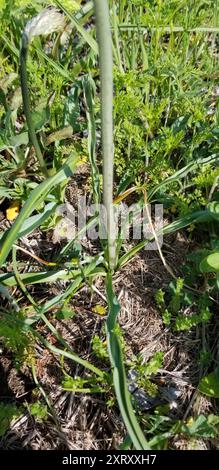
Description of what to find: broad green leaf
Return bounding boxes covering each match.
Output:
[198,368,219,398]
[9,132,29,148]
[200,251,219,273]
[56,306,76,319]
[30,103,50,131]
[0,132,28,151]
[18,202,58,237]
[63,83,81,129]
[147,432,171,449]
[44,126,73,146]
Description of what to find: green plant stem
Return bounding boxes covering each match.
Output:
[106,273,149,450]
[20,33,49,177]
[94,0,116,270]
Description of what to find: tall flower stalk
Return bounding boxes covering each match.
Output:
[94,0,116,270]
[94,1,149,450]
[20,8,66,177]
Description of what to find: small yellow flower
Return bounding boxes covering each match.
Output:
[79,155,88,165]
[6,200,20,221]
[186,417,194,426]
[92,305,107,316]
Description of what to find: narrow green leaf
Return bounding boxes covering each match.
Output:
[0,269,74,287]
[83,75,100,205]
[118,210,211,268]
[0,155,78,267]
[106,273,149,450]
[148,154,219,201]
[33,47,76,81]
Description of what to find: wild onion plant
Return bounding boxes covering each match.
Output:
[94,0,150,450]
[0,0,218,452]
[94,0,116,271]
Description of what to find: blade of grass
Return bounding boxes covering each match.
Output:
[33,47,75,80]
[41,255,106,314]
[112,1,124,72]
[74,1,94,21]
[0,154,78,267]
[11,247,105,378]
[82,75,100,206]
[0,269,75,286]
[148,153,219,201]
[0,310,104,378]
[1,33,19,58]
[114,25,219,33]
[20,31,48,176]
[58,213,98,259]
[55,0,98,55]
[31,360,58,424]
[118,209,212,269]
